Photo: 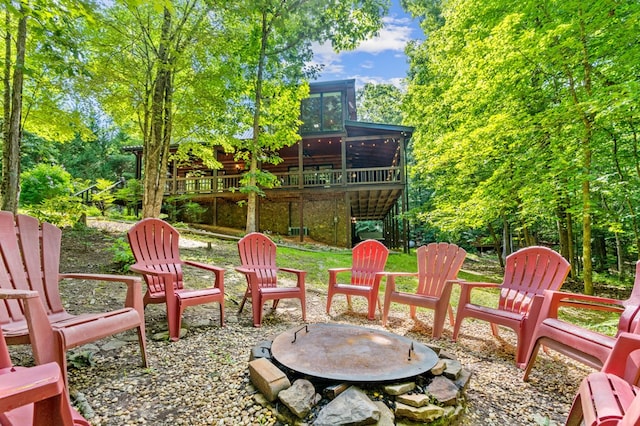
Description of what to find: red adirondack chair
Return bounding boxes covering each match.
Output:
[382,243,467,338]
[127,218,225,341]
[235,233,306,327]
[452,246,571,367]
[0,289,90,426]
[523,260,640,381]
[0,212,148,384]
[326,239,389,320]
[565,332,640,425]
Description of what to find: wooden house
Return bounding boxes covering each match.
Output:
[125,79,413,249]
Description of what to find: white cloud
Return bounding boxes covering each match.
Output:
[347,74,408,90]
[354,17,415,55]
[309,12,419,88]
[309,42,343,76]
[311,16,416,70]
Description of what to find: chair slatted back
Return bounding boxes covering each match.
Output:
[127,218,184,294]
[499,246,570,315]
[238,233,278,288]
[350,240,389,286]
[0,212,66,325]
[416,243,466,298]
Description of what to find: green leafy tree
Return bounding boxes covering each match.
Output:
[404,0,640,292]
[1,1,93,212]
[356,83,404,124]
[226,0,390,233]
[82,0,231,218]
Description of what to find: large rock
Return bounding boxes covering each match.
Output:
[383,382,415,396]
[372,401,394,426]
[443,359,462,380]
[314,386,380,426]
[396,393,431,408]
[395,401,445,422]
[427,376,459,406]
[249,340,272,361]
[278,379,321,418]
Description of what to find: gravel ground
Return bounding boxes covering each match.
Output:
[9,220,593,425]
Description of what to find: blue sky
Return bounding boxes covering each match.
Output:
[311,1,424,89]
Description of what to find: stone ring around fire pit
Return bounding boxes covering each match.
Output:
[248,323,472,425]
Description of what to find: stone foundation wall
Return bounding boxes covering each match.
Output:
[204,195,351,247]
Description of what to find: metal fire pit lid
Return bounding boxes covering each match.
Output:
[271,323,439,383]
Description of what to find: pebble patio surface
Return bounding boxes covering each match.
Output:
[65,288,588,426]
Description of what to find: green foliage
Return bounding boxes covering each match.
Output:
[403,0,640,275]
[20,164,75,205]
[164,195,207,223]
[114,179,143,216]
[23,196,87,227]
[356,83,404,124]
[108,237,135,272]
[56,128,136,181]
[92,179,117,215]
[181,202,206,223]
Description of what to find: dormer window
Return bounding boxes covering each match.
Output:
[300,91,343,133]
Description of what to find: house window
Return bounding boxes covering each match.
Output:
[300,91,343,133]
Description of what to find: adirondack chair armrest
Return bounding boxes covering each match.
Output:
[182,261,225,290]
[0,289,61,367]
[523,294,547,340]
[540,290,625,319]
[59,273,141,287]
[0,362,65,412]
[383,272,418,294]
[374,271,387,283]
[328,267,352,285]
[234,267,262,295]
[234,266,258,275]
[457,281,500,293]
[128,264,174,278]
[0,288,39,300]
[59,273,145,312]
[183,260,225,275]
[278,267,307,286]
[278,267,305,275]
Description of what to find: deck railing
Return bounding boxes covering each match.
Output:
[165,166,402,195]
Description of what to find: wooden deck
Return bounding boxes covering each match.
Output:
[166,166,403,195]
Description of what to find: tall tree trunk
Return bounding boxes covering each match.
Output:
[615,232,623,277]
[487,222,504,269]
[142,7,172,218]
[2,9,12,208]
[1,7,26,213]
[582,151,593,295]
[567,211,576,277]
[578,11,594,295]
[557,200,570,259]
[245,10,269,233]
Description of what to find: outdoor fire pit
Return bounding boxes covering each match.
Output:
[249,323,471,425]
[271,323,439,382]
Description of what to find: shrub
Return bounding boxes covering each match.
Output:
[108,237,135,272]
[20,163,74,205]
